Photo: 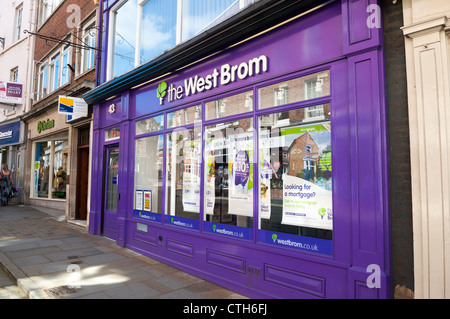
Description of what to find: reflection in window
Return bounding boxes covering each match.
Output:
[134,135,164,214]
[166,127,202,227]
[112,0,138,77]
[108,0,257,79]
[205,90,253,120]
[35,142,51,198]
[167,105,201,128]
[258,70,330,109]
[258,105,332,246]
[52,140,68,199]
[33,139,69,200]
[181,0,240,41]
[136,115,164,135]
[204,118,254,237]
[140,0,177,64]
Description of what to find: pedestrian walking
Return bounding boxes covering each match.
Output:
[0,164,14,206]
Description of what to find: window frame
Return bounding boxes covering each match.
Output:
[129,64,335,256]
[107,0,252,81]
[14,4,23,42]
[80,20,97,74]
[36,43,72,101]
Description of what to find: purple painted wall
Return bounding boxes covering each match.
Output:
[89,0,390,299]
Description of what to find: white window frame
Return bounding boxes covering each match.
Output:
[14,5,23,42]
[36,43,72,101]
[80,20,97,74]
[304,78,325,122]
[10,67,19,83]
[107,0,251,81]
[38,0,63,27]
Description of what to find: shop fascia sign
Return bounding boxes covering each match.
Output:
[37,119,55,133]
[157,55,269,105]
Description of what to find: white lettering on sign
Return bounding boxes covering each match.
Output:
[164,55,268,103]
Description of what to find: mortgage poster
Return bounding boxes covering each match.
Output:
[280,123,333,230]
[228,132,253,217]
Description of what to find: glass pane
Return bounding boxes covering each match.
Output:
[61,51,70,85]
[167,105,201,128]
[258,70,330,109]
[258,104,332,254]
[113,0,138,77]
[105,127,120,141]
[205,90,253,121]
[52,140,68,199]
[53,58,60,90]
[136,115,164,135]
[35,142,51,198]
[106,147,119,211]
[140,0,177,63]
[181,0,240,41]
[134,135,164,220]
[204,118,254,240]
[166,127,202,229]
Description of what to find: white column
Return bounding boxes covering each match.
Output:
[402,14,450,299]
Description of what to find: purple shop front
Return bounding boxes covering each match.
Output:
[88,0,390,299]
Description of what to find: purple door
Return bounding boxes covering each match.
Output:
[102,145,120,239]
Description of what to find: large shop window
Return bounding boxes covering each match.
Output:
[204,118,254,239]
[131,68,333,254]
[133,116,164,222]
[166,126,202,229]
[258,105,332,254]
[34,139,68,199]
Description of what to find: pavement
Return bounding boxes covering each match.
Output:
[0,203,248,300]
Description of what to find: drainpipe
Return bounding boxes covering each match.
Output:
[94,0,103,86]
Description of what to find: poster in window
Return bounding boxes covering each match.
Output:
[204,140,216,215]
[228,132,253,217]
[259,130,271,219]
[144,190,152,212]
[280,123,332,230]
[135,190,143,211]
[182,140,201,213]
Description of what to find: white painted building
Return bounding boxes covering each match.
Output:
[402,0,450,299]
[0,0,36,202]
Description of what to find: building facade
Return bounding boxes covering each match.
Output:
[22,0,99,225]
[84,0,392,298]
[401,0,450,299]
[0,0,36,203]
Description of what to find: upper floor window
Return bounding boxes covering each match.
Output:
[80,22,96,74]
[107,0,256,80]
[36,44,71,101]
[10,67,19,83]
[38,0,63,27]
[14,5,23,42]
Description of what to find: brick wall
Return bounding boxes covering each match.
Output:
[381,0,414,298]
[33,0,98,108]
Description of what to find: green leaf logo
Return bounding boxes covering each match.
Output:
[171,217,174,223]
[272,233,277,242]
[212,224,217,231]
[157,82,168,105]
[318,208,326,219]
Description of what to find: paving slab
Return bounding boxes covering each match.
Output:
[0,204,248,300]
